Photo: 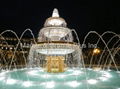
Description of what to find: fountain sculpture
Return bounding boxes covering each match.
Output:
[28,8,81,73]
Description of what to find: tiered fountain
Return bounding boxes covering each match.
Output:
[0,8,120,89]
[28,8,82,72]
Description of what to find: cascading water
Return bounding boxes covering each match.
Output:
[0,8,120,89]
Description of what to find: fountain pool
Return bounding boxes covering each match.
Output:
[0,68,120,89]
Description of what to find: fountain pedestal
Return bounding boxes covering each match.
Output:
[45,56,66,73]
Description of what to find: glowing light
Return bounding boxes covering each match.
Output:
[36,49,74,55]
[98,77,108,81]
[71,70,83,75]
[67,69,74,72]
[58,74,66,78]
[93,67,101,71]
[102,72,112,78]
[0,77,5,81]
[93,48,100,54]
[6,79,17,85]
[47,19,63,26]
[41,74,51,78]
[46,81,55,88]
[0,71,9,76]
[10,47,12,50]
[38,69,44,72]
[52,8,59,17]
[107,69,112,71]
[22,81,33,87]
[87,68,93,70]
[27,70,38,76]
[43,28,70,38]
[100,70,106,73]
[66,81,80,88]
[87,79,97,84]
[0,72,6,76]
[116,71,120,74]
[41,81,55,88]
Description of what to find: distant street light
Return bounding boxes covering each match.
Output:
[93,48,100,54]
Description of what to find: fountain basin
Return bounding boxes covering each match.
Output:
[0,68,120,89]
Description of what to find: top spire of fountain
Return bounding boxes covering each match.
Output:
[52,8,59,17]
[38,8,73,42]
[44,8,67,27]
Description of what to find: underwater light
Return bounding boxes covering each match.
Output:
[87,79,98,84]
[67,69,74,72]
[27,70,39,76]
[46,81,55,88]
[66,81,80,88]
[41,74,51,78]
[58,74,66,78]
[70,70,83,75]
[0,71,9,76]
[22,81,33,87]
[102,72,112,78]
[6,78,17,85]
[0,77,5,81]
[98,77,108,81]
[41,81,55,88]
[0,72,6,76]
[107,69,112,71]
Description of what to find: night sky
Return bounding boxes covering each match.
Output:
[0,0,120,39]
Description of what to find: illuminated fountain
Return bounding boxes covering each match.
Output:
[28,8,82,73]
[0,8,120,89]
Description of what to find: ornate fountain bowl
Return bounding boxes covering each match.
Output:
[36,41,79,55]
[28,42,81,73]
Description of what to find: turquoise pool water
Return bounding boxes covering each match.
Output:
[0,68,120,89]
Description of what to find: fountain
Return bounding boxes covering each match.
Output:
[0,8,120,89]
[28,8,82,73]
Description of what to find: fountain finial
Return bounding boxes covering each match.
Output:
[44,8,67,27]
[52,8,59,17]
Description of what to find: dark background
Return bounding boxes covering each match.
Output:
[0,0,120,39]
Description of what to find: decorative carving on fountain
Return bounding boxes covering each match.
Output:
[45,56,66,73]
